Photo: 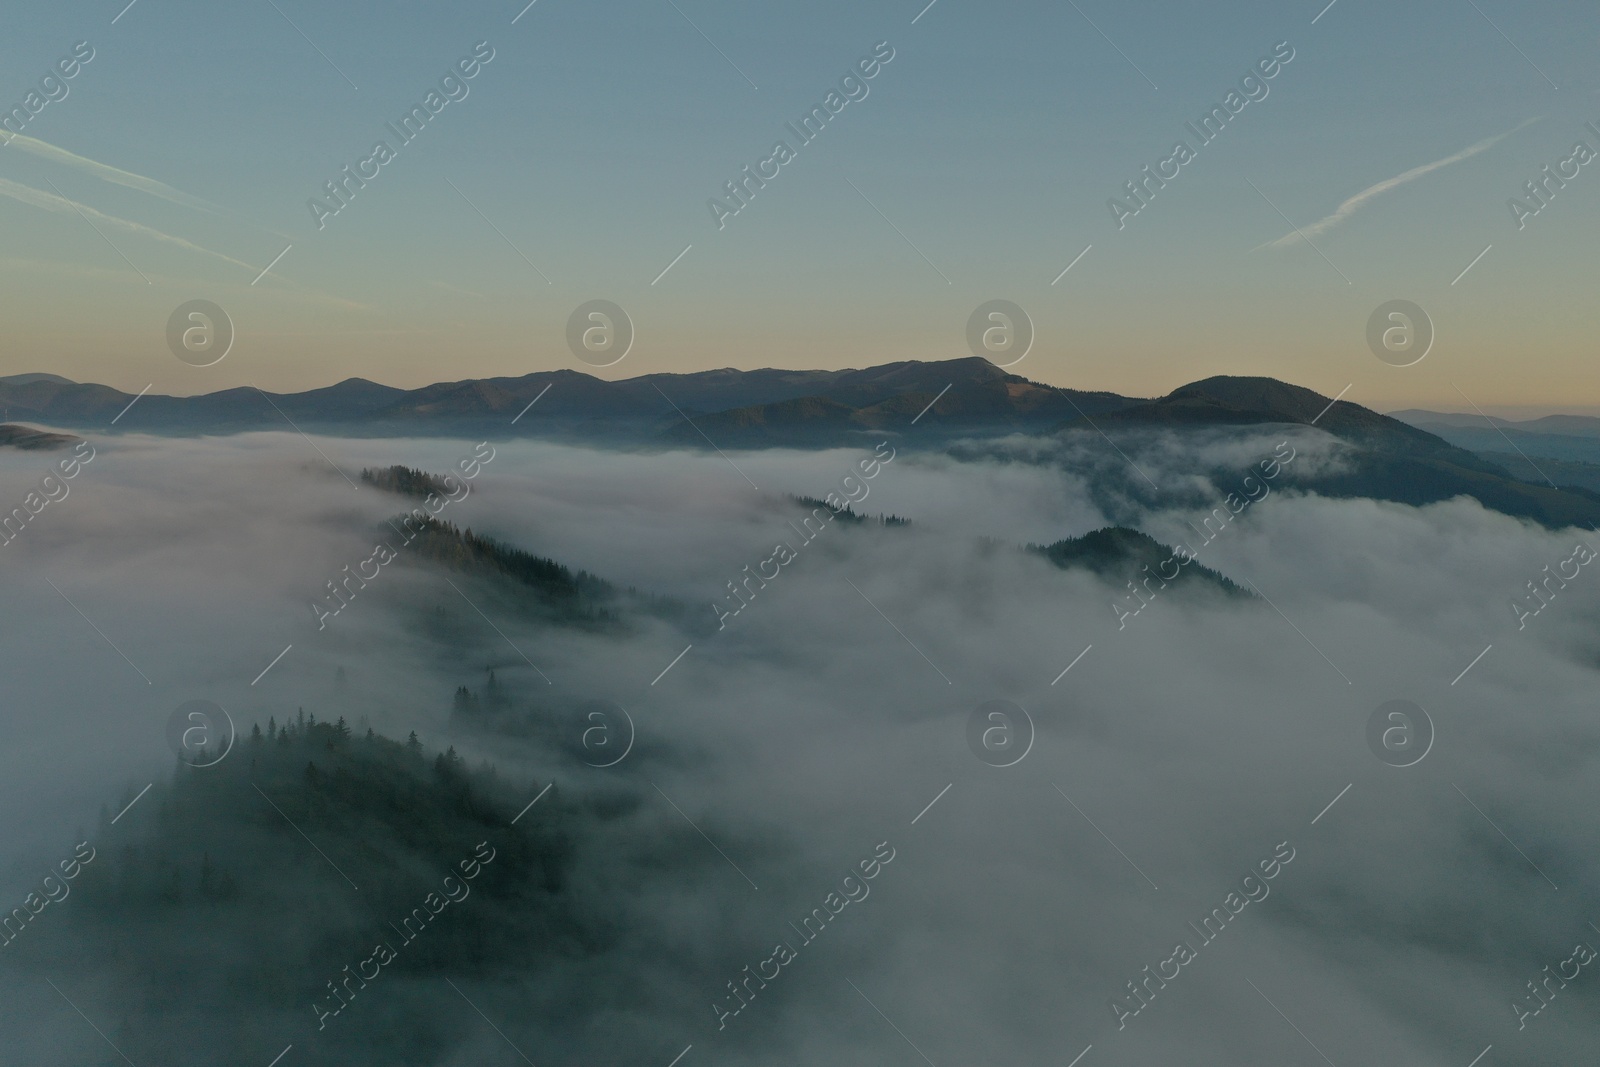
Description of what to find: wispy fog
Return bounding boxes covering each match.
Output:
[1,426,1596,1065]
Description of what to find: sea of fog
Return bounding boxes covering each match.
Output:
[0,428,1596,1064]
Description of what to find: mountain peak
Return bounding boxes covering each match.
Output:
[0,372,76,387]
[1166,376,1335,422]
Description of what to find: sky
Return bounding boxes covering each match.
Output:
[1,0,1597,413]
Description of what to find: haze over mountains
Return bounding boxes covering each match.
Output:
[7,359,1584,447]
[1391,408,1600,490]
[0,358,1580,455]
[9,357,1600,530]
[8,363,1600,1065]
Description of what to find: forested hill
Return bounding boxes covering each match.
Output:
[407,517,617,617]
[5,719,590,1065]
[361,464,457,498]
[1032,526,1249,597]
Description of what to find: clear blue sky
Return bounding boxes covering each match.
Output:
[1,0,1595,412]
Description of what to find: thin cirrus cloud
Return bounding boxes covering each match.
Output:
[0,177,370,310]
[0,132,225,216]
[0,176,257,274]
[1258,118,1537,250]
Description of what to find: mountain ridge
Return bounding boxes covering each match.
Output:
[10,358,1600,526]
[0,357,1142,440]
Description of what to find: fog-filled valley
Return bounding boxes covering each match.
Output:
[3,415,1598,1066]
[8,0,1598,1060]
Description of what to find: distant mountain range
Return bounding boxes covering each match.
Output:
[0,358,1133,443]
[1392,408,1600,472]
[9,358,1600,527]
[0,373,75,387]
[1391,409,1600,438]
[1065,376,1600,528]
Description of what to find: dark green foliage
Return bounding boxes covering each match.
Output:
[1478,451,1600,494]
[0,422,81,450]
[33,722,589,1064]
[788,494,909,526]
[1032,526,1250,597]
[384,515,701,637]
[404,516,621,627]
[359,465,452,498]
[446,672,590,755]
[451,685,480,723]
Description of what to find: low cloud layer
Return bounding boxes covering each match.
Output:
[0,425,1596,1065]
